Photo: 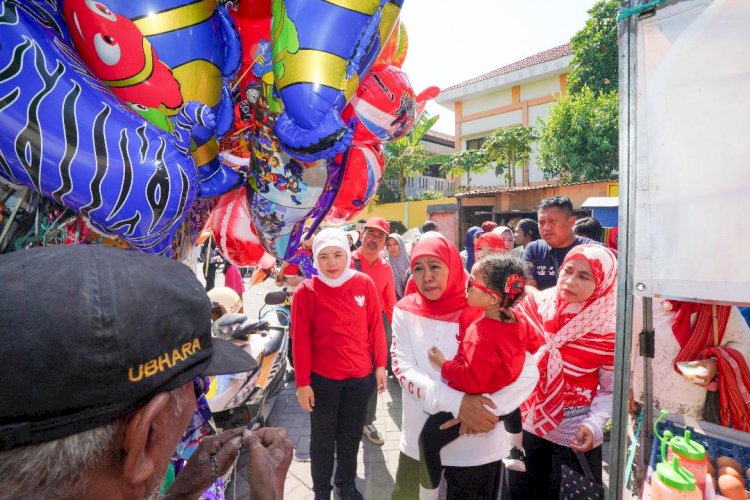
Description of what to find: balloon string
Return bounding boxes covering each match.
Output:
[227,124,252,139]
[230,53,265,93]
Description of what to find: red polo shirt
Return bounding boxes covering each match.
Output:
[350,248,397,323]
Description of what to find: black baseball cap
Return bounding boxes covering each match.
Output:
[0,245,257,451]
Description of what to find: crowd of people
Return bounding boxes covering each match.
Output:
[2,195,748,499]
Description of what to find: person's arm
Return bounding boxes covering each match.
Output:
[721,307,750,360]
[291,285,313,387]
[367,279,387,369]
[434,352,540,418]
[522,243,538,288]
[391,308,439,412]
[382,269,397,324]
[440,337,502,394]
[691,306,750,385]
[579,366,614,448]
[275,262,289,287]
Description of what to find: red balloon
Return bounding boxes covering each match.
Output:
[210,186,266,266]
[326,145,385,224]
[372,20,401,71]
[229,0,272,80]
[342,66,440,145]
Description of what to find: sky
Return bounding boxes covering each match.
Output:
[399,0,600,135]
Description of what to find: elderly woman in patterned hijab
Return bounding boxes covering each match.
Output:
[510,244,618,499]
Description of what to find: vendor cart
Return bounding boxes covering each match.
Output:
[611,0,750,497]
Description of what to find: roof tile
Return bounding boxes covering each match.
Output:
[443,43,572,92]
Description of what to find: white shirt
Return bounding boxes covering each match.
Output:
[392,308,539,467]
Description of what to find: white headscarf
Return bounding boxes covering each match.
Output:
[312,228,358,288]
[492,225,512,237]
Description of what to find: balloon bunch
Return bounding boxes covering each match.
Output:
[0,0,242,258]
[0,0,437,267]
[223,0,439,265]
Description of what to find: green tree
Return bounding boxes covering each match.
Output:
[566,0,619,95]
[482,125,538,187]
[382,113,449,202]
[440,148,491,186]
[409,190,445,201]
[537,87,618,182]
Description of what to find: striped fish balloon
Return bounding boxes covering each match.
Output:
[271,0,403,162]
[59,0,244,198]
[0,2,209,256]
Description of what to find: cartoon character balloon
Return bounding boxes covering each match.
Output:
[62,0,183,110]
[0,3,210,256]
[271,0,403,162]
[343,65,440,145]
[61,0,244,198]
[245,69,345,261]
[326,145,385,225]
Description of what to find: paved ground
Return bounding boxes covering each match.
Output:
[193,261,611,499]
[270,380,404,499]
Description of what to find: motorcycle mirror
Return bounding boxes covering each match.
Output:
[264,291,288,305]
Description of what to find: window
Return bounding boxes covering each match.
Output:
[465,137,487,150]
[424,164,442,177]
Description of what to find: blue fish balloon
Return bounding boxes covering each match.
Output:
[0,2,210,256]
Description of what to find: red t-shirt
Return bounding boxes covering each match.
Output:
[350,249,397,323]
[291,273,387,387]
[441,315,540,394]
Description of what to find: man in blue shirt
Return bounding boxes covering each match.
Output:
[523,196,596,290]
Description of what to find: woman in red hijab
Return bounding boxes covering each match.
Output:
[474,232,509,260]
[510,244,617,498]
[390,234,539,499]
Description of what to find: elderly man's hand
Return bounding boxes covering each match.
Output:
[164,428,244,499]
[245,427,293,500]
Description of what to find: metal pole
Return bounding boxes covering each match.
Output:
[639,297,655,474]
[609,0,639,497]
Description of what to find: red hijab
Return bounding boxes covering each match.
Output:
[475,232,507,252]
[397,235,480,325]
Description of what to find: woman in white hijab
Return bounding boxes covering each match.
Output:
[492,225,515,253]
[291,228,388,500]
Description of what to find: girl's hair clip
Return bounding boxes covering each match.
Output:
[504,274,526,299]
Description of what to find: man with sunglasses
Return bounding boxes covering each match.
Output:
[0,246,292,499]
[350,217,397,446]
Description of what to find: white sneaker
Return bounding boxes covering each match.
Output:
[362,424,384,445]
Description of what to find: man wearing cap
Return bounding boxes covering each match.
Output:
[0,246,292,499]
[350,217,396,446]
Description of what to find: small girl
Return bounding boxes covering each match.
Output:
[291,228,388,500]
[420,254,540,499]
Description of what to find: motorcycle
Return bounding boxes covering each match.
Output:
[206,289,292,430]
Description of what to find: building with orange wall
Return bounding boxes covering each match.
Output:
[436,44,572,188]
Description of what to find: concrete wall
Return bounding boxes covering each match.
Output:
[453,71,567,187]
[461,110,524,137]
[361,197,457,230]
[430,211,457,245]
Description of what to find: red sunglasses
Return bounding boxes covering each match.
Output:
[466,278,501,297]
